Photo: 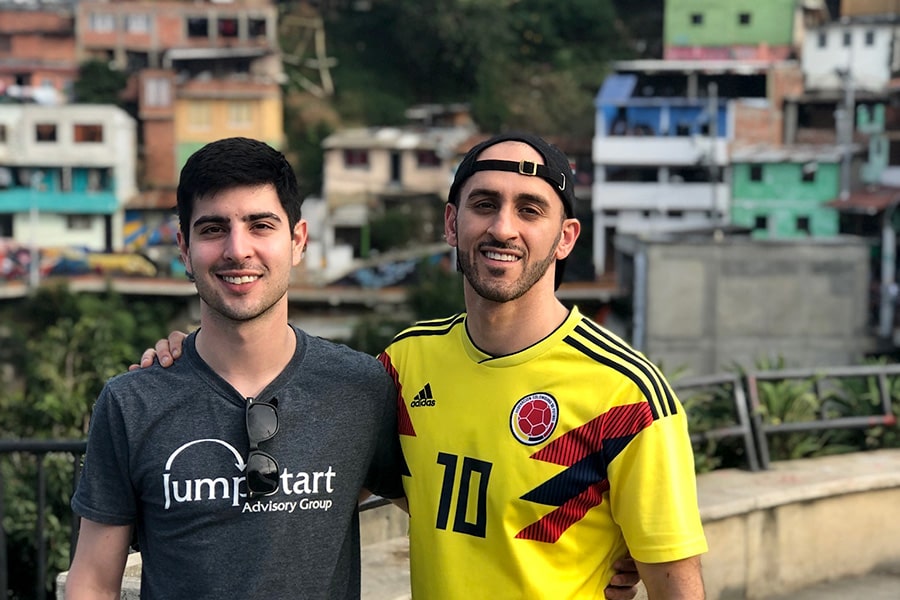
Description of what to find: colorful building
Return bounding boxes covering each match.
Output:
[664,0,803,61]
[731,146,842,238]
[0,103,137,252]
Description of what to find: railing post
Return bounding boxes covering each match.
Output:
[36,455,47,598]
[1,464,7,599]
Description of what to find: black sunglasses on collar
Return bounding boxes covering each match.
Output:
[245,397,279,498]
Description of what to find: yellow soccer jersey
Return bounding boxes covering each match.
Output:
[378,307,707,599]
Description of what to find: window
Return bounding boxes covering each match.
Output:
[797,216,811,234]
[0,34,11,52]
[749,165,763,182]
[188,102,212,130]
[738,12,751,26]
[74,124,104,143]
[754,215,768,230]
[0,124,6,144]
[125,14,150,34]
[817,31,827,48]
[218,17,239,38]
[248,18,267,37]
[690,13,703,25]
[90,12,115,33]
[843,31,852,47]
[343,149,369,168]
[228,102,252,127]
[802,163,817,182]
[35,123,57,142]
[66,215,92,231]
[865,30,875,46]
[416,149,441,168]
[187,17,209,38]
[144,77,172,107]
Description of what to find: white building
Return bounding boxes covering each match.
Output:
[0,104,137,251]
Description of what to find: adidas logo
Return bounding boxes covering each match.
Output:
[410,383,436,407]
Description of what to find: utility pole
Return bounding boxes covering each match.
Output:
[28,170,43,291]
[707,82,720,224]
[835,67,855,201]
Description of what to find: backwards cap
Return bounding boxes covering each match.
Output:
[448,131,577,289]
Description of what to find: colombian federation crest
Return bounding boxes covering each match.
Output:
[510,393,559,445]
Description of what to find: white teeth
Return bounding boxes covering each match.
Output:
[484,251,517,262]
[222,275,259,284]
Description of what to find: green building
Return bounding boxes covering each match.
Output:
[730,148,841,239]
[664,0,797,59]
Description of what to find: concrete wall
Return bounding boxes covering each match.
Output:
[626,235,873,376]
[697,449,900,599]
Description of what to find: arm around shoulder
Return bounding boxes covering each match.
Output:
[635,555,705,600]
[65,518,132,600]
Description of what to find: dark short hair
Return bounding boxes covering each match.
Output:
[448,131,577,289]
[176,137,302,245]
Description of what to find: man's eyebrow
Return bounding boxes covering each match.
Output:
[244,212,282,222]
[192,212,282,228]
[466,187,552,208]
[191,215,227,229]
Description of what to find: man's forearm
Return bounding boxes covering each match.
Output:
[636,555,705,600]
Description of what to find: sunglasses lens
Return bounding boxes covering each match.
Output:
[246,452,278,496]
[247,403,278,442]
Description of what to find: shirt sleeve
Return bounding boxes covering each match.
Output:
[71,385,138,526]
[362,371,406,500]
[608,396,708,564]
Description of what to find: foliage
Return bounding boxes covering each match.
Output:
[369,209,418,253]
[677,355,900,474]
[71,60,128,105]
[679,380,751,473]
[322,0,630,134]
[821,357,900,450]
[407,259,465,320]
[281,93,337,199]
[0,284,180,598]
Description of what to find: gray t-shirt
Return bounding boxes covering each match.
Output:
[72,326,403,599]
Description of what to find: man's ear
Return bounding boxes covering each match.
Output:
[176,231,191,274]
[444,203,459,247]
[555,218,581,260]
[292,219,309,266]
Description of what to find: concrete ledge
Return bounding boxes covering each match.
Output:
[57,450,900,600]
[698,449,900,599]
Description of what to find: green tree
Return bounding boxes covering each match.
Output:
[72,60,127,105]
[0,284,180,598]
[322,0,628,134]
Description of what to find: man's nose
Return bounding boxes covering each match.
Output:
[223,229,252,261]
[486,206,518,241]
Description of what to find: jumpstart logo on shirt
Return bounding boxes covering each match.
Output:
[161,438,335,513]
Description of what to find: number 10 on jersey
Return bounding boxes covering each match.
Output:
[435,452,492,538]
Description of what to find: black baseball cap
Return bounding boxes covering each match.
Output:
[448,132,576,289]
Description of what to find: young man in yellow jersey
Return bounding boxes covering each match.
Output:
[375,132,707,599]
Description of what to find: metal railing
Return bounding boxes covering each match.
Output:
[675,372,761,472]
[0,439,85,600]
[746,363,900,469]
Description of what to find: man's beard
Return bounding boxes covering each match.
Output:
[457,236,559,303]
